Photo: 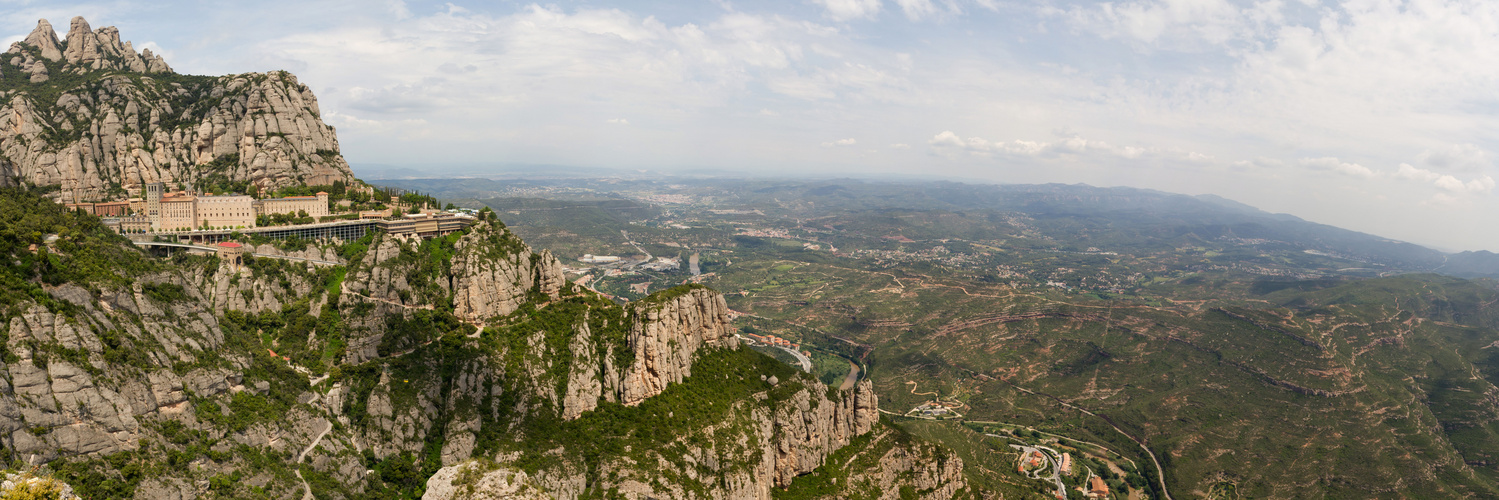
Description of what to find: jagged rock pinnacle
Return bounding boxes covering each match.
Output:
[22,19,63,61]
[6,16,173,75]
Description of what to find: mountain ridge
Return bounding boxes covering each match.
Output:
[0,17,357,203]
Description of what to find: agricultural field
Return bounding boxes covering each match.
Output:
[391,177,1499,497]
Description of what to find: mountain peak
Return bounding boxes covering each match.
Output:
[22,19,63,61]
[5,16,172,79]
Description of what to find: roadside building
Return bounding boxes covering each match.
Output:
[67,200,144,217]
[1059,453,1072,476]
[1088,476,1109,498]
[381,212,472,238]
[215,241,245,268]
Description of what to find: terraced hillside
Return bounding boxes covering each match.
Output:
[385,176,1499,498]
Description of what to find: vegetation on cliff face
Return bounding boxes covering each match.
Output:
[0,186,948,500]
[0,187,153,312]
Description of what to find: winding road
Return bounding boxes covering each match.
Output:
[294,419,334,500]
[1010,385,1173,500]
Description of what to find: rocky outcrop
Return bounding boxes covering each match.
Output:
[768,379,879,486]
[422,461,550,500]
[450,219,565,323]
[427,377,887,500]
[0,17,355,202]
[615,287,738,406]
[0,471,81,499]
[32,17,172,75]
[552,286,740,418]
[0,279,232,463]
[846,431,967,500]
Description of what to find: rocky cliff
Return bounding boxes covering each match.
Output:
[0,157,966,499]
[613,287,739,407]
[0,17,356,202]
[449,219,566,324]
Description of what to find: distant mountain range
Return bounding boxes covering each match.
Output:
[381,176,1499,280]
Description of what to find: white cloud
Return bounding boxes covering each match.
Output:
[1418,144,1491,173]
[890,143,910,149]
[927,131,1208,162]
[1298,157,1375,179]
[386,0,413,20]
[1050,0,1278,49]
[811,0,882,21]
[1433,175,1493,194]
[324,111,430,135]
[1231,157,1285,170]
[1396,163,1494,195]
[607,118,630,125]
[822,138,858,147]
[1396,163,1442,182]
[894,0,956,20]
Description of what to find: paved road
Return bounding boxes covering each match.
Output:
[294,419,334,500]
[737,335,811,372]
[781,346,812,372]
[1012,444,1066,499]
[1010,385,1172,500]
[620,230,652,265]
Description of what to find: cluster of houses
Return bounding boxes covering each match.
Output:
[743,333,799,350]
[742,333,813,358]
[913,401,962,417]
[1016,448,1111,499]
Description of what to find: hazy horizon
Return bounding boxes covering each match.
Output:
[346,161,1480,255]
[7,0,1497,251]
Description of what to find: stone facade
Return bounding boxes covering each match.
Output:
[157,193,196,231]
[196,195,255,229]
[133,184,257,231]
[254,192,329,218]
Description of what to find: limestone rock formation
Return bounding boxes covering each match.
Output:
[0,17,356,203]
[0,471,81,499]
[0,190,968,499]
[615,287,738,406]
[450,219,566,323]
[422,461,551,500]
[1,280,230,463]
[862,440,967,500]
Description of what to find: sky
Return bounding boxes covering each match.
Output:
[4,0,1499,252]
